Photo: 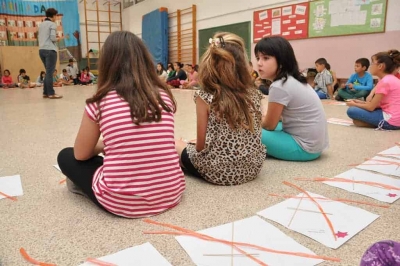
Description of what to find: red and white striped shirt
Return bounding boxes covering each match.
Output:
[85,90,185,218]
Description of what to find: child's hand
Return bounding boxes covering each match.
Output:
[348,83,354,89]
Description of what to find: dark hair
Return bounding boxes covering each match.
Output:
[325,63,331,71]
[85,66,90,71]
[86,31,176,125]
[174,62,183,69]
[39,71,45,81]
[315,58,328,66]
[156,62,165,75]
[372,49,400,74]
[69,59,74,63]
[355,58,370,70]
[45,8,58,18]
[200,32,257,132]
[62,69,67,72]
[255,36,307,84]
[19,69,26,74]
[4,69,10,75]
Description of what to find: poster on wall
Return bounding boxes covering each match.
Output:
[253,2,309,42]
[0,0,81,63]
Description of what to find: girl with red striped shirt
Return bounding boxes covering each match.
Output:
[57,31,185,218]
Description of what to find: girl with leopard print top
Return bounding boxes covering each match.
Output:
[175,32,266,186]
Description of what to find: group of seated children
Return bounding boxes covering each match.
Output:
[157,62,199,89]
[1,69,38,89]
[1,59,96,90]
[311,50,400,130]
[57,31,328,221]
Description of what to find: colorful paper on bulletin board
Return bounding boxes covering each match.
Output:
[253,2,309,42]
[308,0,387,38]
[0,0,81,62]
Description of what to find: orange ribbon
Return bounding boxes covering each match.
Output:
[20,248,56,266]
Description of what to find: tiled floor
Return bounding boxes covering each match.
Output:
[0,86,399,265]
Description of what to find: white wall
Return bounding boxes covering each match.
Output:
[118,0,400,77]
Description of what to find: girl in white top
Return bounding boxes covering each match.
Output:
[255,36,328,161]
[157,62,168,82]
[36,71,45,86]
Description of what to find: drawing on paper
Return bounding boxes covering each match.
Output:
[144,217,339,266]
[258,184,379,249]
[327,118,354,126]
[282,6,293,16]
[79,243,172,266]
[370,18,381,28]
[313,18,326,31]
[272,8,281,18]
[322,168,400,203]
[371,3,383,15]
[356,156,400,177]
[0,175,23,200]
[259,11,268,21]
[295,5,307,16]
[378,145,400,160]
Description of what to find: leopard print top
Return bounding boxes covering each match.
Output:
[187,89,266,186]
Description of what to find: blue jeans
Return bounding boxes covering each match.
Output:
[347,107,400,130]
[261,122,321,161]
[315,89,328,99]
[39,49,57,96]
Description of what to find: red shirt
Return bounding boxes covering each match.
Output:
[85,90,185,218]
[2,76,13,84]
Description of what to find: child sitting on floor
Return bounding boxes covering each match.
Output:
[60,69,74,85]
[79,68,92,85]
[166,62,187,88]
[256,36,328,161]
[347,49,400,130]
[175,32,265,185]
[314,58,333,99]
[1,69,17,88]
[53,69,63,87]
[181,64,199,89]
[57,31,185,218]
[36,71,45,87]
[336,58,374,101]
[18,69,36,88]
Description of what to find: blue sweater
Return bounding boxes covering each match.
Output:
[345,72,373,91]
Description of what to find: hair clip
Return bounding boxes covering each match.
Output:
[209,37,225,48]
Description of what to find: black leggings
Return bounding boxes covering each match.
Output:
[57,147,104,209]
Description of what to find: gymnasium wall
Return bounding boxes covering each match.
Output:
[121,0,400,78]
[0,46,60,82]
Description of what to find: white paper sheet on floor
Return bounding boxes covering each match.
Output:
[0,175,23,199]
[176,216,324,266]
[257,192,379,249]
[79,242,172,266]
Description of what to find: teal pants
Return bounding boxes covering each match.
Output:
[261,123,321,161]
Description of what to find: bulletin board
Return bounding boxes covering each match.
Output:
[253,2,309,42]
[309,0,387,38]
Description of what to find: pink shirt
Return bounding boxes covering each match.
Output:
[376,74,400,126]
[2,76,13,84]
[85,90,185,218]
[80,73,90,82]
[188,71,199,86]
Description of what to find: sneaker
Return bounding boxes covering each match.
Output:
[48,94,63,99]
[66,178,86,196]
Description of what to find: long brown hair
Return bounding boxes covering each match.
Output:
[199,32,256,132]
[86,31,176,124]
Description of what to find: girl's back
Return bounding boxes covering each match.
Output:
[187,89,265,185]
[86,90,184,217]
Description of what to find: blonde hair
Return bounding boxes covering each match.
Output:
[199,32,257,132]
